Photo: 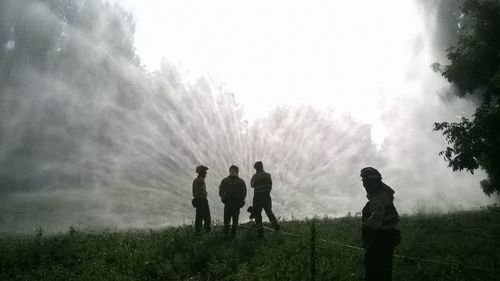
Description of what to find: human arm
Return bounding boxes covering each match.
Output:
[192,179,203,199]
[364,194,386,229]
[218,179,225,199]
[268,173,273,191]
[241,180,247,200]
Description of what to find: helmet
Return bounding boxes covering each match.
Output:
[360,167,382,181]
[254,161,263,169]
[229,165,239,172]
[196,165,209,174]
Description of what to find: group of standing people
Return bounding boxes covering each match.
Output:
[191,161,280,239]
[191,164,401,281]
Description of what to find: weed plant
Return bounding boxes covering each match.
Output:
[1,206,499,280]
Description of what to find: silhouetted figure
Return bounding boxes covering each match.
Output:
[219,165,247,239]
[192,165,211,233]
[360,167,401,281]
[250,161,280,238]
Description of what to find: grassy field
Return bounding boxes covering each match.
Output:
[1,206,499,281]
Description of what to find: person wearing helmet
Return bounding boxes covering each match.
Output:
[250,161,279,238]
[192,165,211,233]
[219,165,247,239]
[360,167,401,281]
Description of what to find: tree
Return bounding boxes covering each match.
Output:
[433,0,500,196]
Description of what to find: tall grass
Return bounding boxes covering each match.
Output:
[0,206,499,280]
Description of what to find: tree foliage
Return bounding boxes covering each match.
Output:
[433,0,500,196]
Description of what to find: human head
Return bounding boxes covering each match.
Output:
[196,165,209,178]
[360,167,382,192]
[254,161,263,171]
[229,165,239,176]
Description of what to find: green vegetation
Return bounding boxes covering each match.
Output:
[433,0,500,195]
[1,206,499,281]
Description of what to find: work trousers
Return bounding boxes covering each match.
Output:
[253,192,279,237]
[364,245,395,281]
[363,228,400,281]
[223,204,240,237]
[194,199,211,233]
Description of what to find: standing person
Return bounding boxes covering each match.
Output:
[192,165,211,233]
[360,167,401,281]
[219,165,247,239]
[250,161,280,238]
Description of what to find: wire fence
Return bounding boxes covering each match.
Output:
[259,225,495,273]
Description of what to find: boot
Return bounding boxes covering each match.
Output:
[257,228,264,239]
[272,222,280,231]
[223,225,230,240]
[231,225,237,239]
[271,219,280,231]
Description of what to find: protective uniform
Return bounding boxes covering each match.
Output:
[193,165,211,233]
[360,167,401,281]
[219,165,246,238]
[250,162,279,238]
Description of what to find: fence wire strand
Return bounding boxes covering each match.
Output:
[259,225,494,273]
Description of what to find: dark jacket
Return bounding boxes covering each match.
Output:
[219,175,247,206]
[361,182,401,249]
[192,177,208,199]
[250,170,272,194]
[362,183,400,230]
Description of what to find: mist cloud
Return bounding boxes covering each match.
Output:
[0,0,496,233]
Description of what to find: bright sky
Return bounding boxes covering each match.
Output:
[115,0,427,144]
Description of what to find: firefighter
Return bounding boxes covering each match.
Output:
[250,161,280,238]
[360,167,401,281]
[219,165,247,239]
[192,165,211,233]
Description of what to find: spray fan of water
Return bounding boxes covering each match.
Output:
[0,0,495,232]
